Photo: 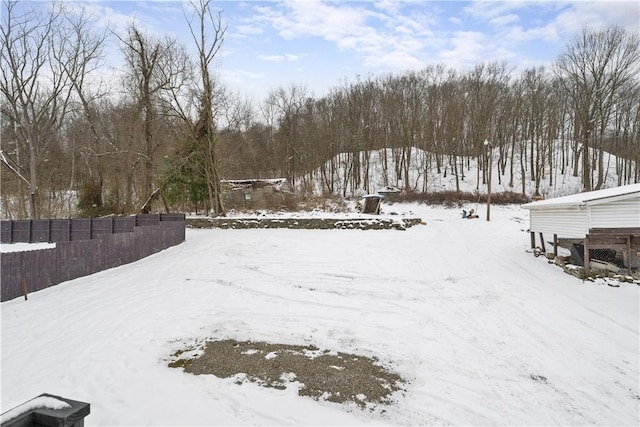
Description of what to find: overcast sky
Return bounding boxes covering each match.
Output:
[31,1,640,102]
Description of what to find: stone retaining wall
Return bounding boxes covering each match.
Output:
[187,216,423,230]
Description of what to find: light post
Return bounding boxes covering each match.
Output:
[484,139,492,222]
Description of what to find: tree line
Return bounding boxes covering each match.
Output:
[1,0,639,218]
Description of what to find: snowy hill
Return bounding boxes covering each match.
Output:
[299,144,635,199]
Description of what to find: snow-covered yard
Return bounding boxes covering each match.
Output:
[1,204,638,426]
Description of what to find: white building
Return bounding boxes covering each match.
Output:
[522,183,640,238]
[522,183,640,273]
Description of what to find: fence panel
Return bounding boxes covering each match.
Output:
[91,218,114,237]
[0,221,11,243]
[31,249,57,292]
[160,213,186,222]
[1,252,21,301]
[1,214,185,302]
[113,217,136,233]
[0,215,179,243]
[9,220,32,242]
[50,219,71,242]
[31,220,51,242]
[70,218,91,241]
[136,214,160,227]
[1,249,57,300]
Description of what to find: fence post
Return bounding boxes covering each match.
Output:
[68,218,72,241]
[28,219,33,243]
[111,216,114,234]
[9,220,13,243]
[626,235,631,276]
[584,236,590,273]
[89,217,93,240]
[47,219,52,243]
[22,277,28,301]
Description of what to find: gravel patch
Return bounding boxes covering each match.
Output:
[169,339,405,409]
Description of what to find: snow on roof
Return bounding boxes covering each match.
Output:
[378,186,401,193]
[222,178,287,185]
[221,178,288,190]
[522,183,640,209]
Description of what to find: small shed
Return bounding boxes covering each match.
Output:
[377,186,402,201]
[221,178,291,209]
[522,183,640,273]
[362,194,383,214]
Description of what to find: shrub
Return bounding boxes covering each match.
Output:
[77,181,119,217]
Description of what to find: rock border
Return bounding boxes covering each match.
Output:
[187,217,423,230]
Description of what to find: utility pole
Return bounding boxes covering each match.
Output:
[484,139,492,222]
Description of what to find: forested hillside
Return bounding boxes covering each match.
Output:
[301,144,628,200]
[1,0,638,218]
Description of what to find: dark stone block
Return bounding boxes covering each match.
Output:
[1,393,89,427]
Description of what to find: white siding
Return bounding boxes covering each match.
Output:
[589,197,640,228]
[529,208,589,238]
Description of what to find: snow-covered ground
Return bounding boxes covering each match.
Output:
[0,242,56,253]
[1,204,638,426]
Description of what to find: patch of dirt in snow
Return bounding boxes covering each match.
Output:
[169,339,405,409]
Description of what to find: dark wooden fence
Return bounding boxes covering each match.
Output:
[1,214,185,302]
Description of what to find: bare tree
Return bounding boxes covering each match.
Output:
[266,84,309,188]
[517,67,554,196]
[183,0,227,216]
[60,8,112,214]
[611,82,640,184]
[119,24,190,203]
[1,0,106,218]
[555,25,640,191]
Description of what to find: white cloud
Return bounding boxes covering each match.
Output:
[80,3,141,35]
[235,24,264,36]
[437,31,488,69]
[445,1,634,74]
[504,24,560,44]
[373,0,401,15]
[490,13,519,27]
[258,54,285,62]
[138,1,183,16]
[250,0,436,72]
[364,49,424,70]
[464,0,530,20]
[66,1,167,39]
[67,0,636,103]
[258,53,304,62]
[551,1,640,35]
[276,1,370,41]
[220,68,266,93]
[225,69,264,80]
